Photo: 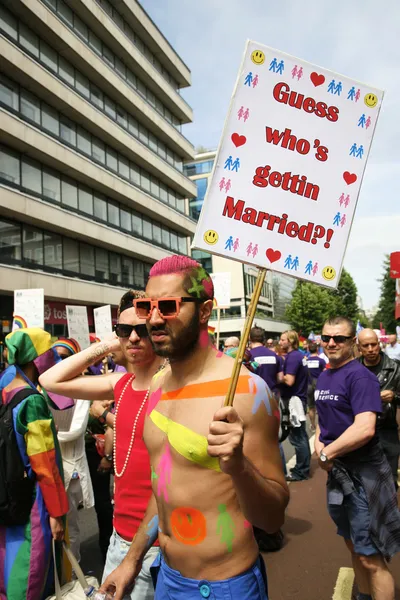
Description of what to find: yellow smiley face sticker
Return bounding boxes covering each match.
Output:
[251,50,265,65]
[322,266,336,281]
[364,93,378,108]
[203,230,219,245]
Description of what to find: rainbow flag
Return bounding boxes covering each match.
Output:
[12,315,28,330]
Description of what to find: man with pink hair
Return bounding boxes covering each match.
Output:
[101,255,289,600]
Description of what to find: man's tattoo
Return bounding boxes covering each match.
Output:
[86,343,110,365]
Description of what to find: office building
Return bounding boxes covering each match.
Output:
[0,0,196,336]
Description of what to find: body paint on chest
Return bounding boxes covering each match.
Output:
[249,373,272,416]
[156,442,172,501]
[170,507,207,546]
[216,504,235,552]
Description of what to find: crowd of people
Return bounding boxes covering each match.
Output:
[0,254,400,600]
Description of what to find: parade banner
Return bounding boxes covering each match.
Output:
[396,279,400,321]
[211,272,232,308]
[13,288,44,329]
[94,305,113,341]
[390,252,400,279]
[192,41,384,289]
[66,305,90,351]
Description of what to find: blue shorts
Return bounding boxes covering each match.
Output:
[327,481,379,556]
[150,551,268,599]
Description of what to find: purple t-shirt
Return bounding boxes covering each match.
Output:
[281,349,308,405]
[316,360,381,445]
[249,347,282,391]
[306,355,326,380]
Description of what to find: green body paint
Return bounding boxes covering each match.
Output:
[216,504,235,552]
[188,276,204,298]
[151,466,158,480]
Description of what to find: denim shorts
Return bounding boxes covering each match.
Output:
[327,482,379,555]
[150,551,268,599]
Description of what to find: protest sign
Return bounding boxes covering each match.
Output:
[66,305,90,351]
[211,272,231,308]
[192,41,383,289]
[13,288,44,329]
[94,305,113,341]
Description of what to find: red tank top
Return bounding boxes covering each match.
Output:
[113,373,156,542]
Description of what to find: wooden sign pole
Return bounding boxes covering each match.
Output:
[216,307,221,350]
[224,268,267,407]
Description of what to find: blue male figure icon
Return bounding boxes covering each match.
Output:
[334,81,342,95]
[333,212,341,226]
[349,143,358,157]
[225,236,234,251]
[284,255,292,269]
[305,261,313,275]
[358,114,366,128]
[327,79,336,93]
[291,256,299,271]
[276,60,285,74]
[269,58,278,72]
[231,157,240,172]
[347,86,356,100]
[224,156,233,170]
[244,72,253,86]
[356,145,364,159]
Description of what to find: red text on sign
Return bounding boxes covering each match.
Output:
[252,165,320,201]
[273,82,340,122]
[265,127,329,162]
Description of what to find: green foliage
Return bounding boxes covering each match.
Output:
[285,268,362,335]
[372,256,398,332]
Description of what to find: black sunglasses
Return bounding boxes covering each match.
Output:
[114,323,149,339]
[321,335,353,344]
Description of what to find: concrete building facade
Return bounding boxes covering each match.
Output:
[0,0,196,336]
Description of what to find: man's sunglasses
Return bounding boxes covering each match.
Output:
[321,335,353,344]
[114,323,149,339]
[133,297,203,320]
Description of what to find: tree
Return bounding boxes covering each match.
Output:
[372,256,398,332]
[327,268,359,322]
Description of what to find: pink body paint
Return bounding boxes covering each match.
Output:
[147,387,162,415]
[157,442,172,502]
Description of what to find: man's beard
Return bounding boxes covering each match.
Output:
[149,309,200,360]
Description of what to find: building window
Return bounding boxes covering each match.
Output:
[19,23,39,58]
[109,253,122,284]
[95,247,109,280]
[132,212,142,237]
[106,147,118,172]
[0,219,21,261]
[41,103,59,136]
[61,178,78,209]
[60,116,76,146]
[80,243,95,277]
[108,201,120,227]
[75,71,90,98]
[44,231,62,269]
[93,193,107,221]
[134,261,144,288]
[142,218,152,240]
[39,40,58,72]
[121,256,133,285]
[77,126,91,155]
[23,225,43,265]
[92,138,105,164]
[120,207,132,232]
[58,0,74,27]
[78,186,93,215]
[63,238,79,273]
[152,223,162,245]
[58,56,75,87]
[20,90,41,125]
[42,168,61,202]
[21,158,42,194]
[0,5,18,40]
[0,74,19,111]
[0,146,20,185]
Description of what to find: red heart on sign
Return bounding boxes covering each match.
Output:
[266,249,281,263]
[343,172,357,185]
[231,133,247,147]
[310,72,325,87]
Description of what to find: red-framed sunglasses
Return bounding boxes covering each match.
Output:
[133,297,203,320]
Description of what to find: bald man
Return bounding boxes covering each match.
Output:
[224,337,240,352]
[358,329,400,489]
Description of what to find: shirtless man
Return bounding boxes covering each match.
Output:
[101,255,289,600]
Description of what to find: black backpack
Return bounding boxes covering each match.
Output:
[0,388,36,526]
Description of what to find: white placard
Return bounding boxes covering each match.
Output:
[211,272,231,308]
[193,41,383,289]
[66,305,90,351]
[94,305,113,341]
[13,288,44,329]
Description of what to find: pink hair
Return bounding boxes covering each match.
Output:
[149,255,214,300]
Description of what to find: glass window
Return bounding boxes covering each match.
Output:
[149,133,157,153]
[142,217,152,240]
[58,0,74,27]
[126,70,136,89]
[41,103,59,136]
[109,253,122,284]
[116,106,127,129]
[129,163,140,186]
[80,243,95,277]
[106,147,118,172]
[102,45,114,67]
[61,177,78,209]
[63,237,79,272]
[178,236,187,254]
[128,115,138,137]
[43,168,61,202]
[88,30,102,55]
[155,97,163,114]
[0,146,20,185]
[170,232,178,252]
[146,89,155,107]
[77,126,91,155]
[134,34,144,54]
[133,260,144,288]
[58,56,75,87]
[95,247,109,280]
[166,148,174,166]
[121,256,133,285]
[75,71,90,98]
[0,74,19,110]
[168,188,177,209]
[0,219,21,261]
[132,211,142,236]
[0,6,18,40]
[104,97,116,120]
[120,207,131,231]
[159,182,168,203]
[115,58,126,79]
[137,79,146,97]
[20,90,41,125]
[162,226,170,248]
[118,155,130,179]
[19,23,39,58]
[174,155,183,172]
[78,186,93,214]
[92,138,105,164]
[113,10,124,30]
[60,116,76,146]
[108,201,120,226]
[93,193,107,221]
[158,141,166,160]
[43,0,57,8]
[44,231,62,268]
[139,124,148,145]
[23,225,43,265]
[152,223,161,245]
[73,15,88,41]
[90,84,103,109]
[141,171,150,193]
[150,177,159,198]
[21,158,42,194]
[164,108,172,124]
[176,197,185,213]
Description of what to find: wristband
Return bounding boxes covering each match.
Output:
[98,408,110,424]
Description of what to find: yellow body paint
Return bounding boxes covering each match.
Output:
[150,410,221,472]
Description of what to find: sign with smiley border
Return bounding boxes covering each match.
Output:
[192,40,384,289]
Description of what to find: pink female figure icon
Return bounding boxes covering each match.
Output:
[312,262,319,276]
[219,177,226,191]
[246,242,253,256]
[297,66,303,80]
[291,65,298,79]
[344,195,350,208]
[233,238,240,252]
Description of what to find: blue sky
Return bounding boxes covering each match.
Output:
[141,0,400,311]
